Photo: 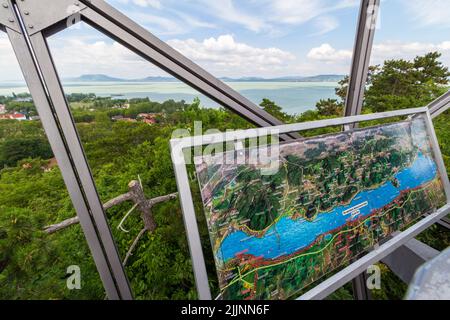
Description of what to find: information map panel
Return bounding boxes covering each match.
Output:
[194,116,447,300]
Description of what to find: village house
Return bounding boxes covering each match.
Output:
[14,96,32,102]
[0,104,6,114]
[137,112,162,125]
[111,115,124,121]
[111,103,130,109]
[0,112,27,121]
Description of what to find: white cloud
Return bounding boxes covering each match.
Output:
[42,34,298,79]
[270,0,326,25]
[307,43,352,63]
[402,0,450,29]
[172,12,217,30]
[196,0,266,32]
[131,13,187,35]
[306,40,450,74]
[122,0,162,9]
[47,38,161,79]
[111,0,357,35]
[167,34,295,75]
[311,16,340,36]
[269,0,358,25]
[371,41,450,66]
[185,0,357,33]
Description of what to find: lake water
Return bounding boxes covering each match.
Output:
[0,81,339,115]
[217,152,438,262]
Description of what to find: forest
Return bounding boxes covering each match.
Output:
[0,52,449,300]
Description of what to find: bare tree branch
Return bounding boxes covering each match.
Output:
[123,227,146,267]
[43,181,177,234]
[43,191,132,234]
[103,192,133,210]
[117,203,138,233]
[148,192,178,206]
[128,180,157,232]
[44,216,80,234]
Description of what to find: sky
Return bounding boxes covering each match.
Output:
[1,0,450,81]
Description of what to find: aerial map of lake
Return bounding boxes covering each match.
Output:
[195,116,447,300]
[0,81,338,114]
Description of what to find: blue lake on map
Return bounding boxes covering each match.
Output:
[217,152,438,262]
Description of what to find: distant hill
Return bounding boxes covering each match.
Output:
[66,74,125,82]
[66,74,345,83]
[138,76,178,82]
[222,75,345,82]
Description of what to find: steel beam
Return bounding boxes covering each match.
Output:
[4,1,133,300]
[351,270,372,300]
[428,90,450,119]
[29,31,133,300]
[436,217,450,229]
[345,0,380,299]
[345,0,379,120]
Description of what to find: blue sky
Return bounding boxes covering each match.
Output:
[1,0,450,80]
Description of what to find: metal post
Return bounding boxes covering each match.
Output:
[345,0,380,299]
[2,0,133,300]
[345,0,380,120]
[351,270,372,300]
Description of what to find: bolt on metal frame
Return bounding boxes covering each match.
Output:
[0,0,449,300]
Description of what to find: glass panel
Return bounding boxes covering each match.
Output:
[362,0,450,299]
[433,109,450,175]
[193,115,447,300]
[0,33,104,299]
[47,23,256,299]
[364,0,450,113]
[106,0,359,118]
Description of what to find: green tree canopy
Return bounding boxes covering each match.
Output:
[365,52,450,112]
[259,98,292,122]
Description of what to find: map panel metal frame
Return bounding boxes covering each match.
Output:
[170,107,450,300]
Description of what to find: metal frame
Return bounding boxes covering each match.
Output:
[344,0,379,120]
[1,0,448,300]
[429,90,450,119]
[344,0,379,296]
[170,107,450,300]
[0,0,132,300]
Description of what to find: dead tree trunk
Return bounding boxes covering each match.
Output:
[128,180,157,232]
